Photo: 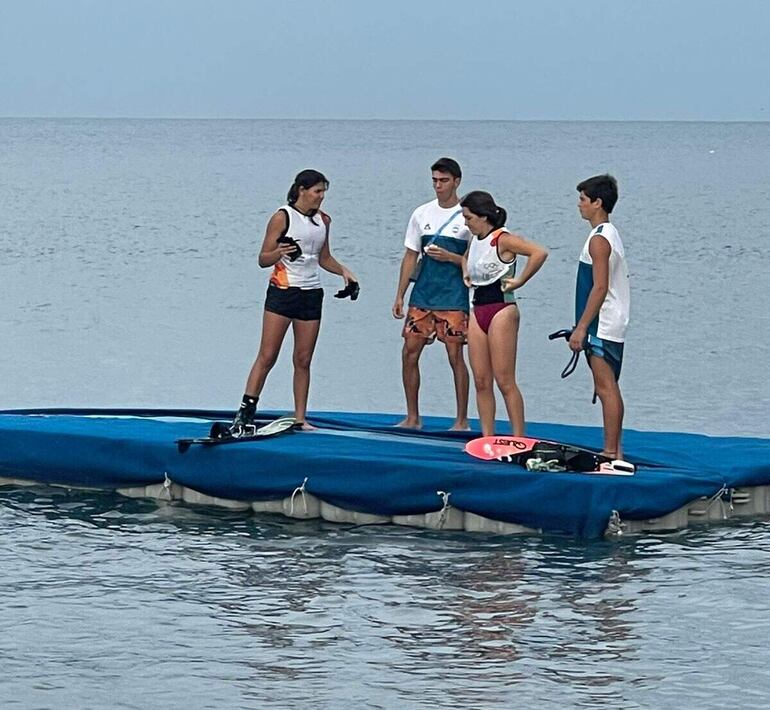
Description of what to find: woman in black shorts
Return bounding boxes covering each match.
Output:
[231,169,358,432]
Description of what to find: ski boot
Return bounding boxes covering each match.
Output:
[227,396,259,439]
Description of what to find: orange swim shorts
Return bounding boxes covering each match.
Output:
[402,307,468,344]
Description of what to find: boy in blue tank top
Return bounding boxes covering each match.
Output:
[569,174,631,459]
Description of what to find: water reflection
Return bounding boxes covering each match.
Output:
[3,487,770,708]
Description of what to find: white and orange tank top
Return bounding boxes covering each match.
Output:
[269,205,330,289]
[466,228,516,286]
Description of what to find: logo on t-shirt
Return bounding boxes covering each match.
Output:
[423,223,431,231]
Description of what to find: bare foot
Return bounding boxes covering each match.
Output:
[293,421,317,431]
[449,420,470,431]
[394,417,422,429]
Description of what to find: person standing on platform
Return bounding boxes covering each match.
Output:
[230,169,359,435]
[461,190,548,437]
[569,174,630,458]
[392,158,471,430]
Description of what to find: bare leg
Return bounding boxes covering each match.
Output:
[588,354,624,458]
[396,336,427,428]
[444,340,470,430]
[467,312,496,436]
[244,311,292,396]
[291,318,321,427]
[487,305,524,436]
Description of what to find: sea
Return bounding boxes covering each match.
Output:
[1,118,769,708]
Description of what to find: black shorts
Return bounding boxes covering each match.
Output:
[264,284,323,321]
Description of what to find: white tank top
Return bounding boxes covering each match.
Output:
[269,205,329,289]
[576,222,630,342]
[467,228,516,286]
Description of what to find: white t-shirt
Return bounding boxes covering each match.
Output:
[404,199,470,252]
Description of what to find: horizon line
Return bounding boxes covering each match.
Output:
[0,115,768,125]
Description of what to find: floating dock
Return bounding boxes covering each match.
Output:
[1,409,768,538]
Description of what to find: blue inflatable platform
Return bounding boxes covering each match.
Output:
[0,409,768,539]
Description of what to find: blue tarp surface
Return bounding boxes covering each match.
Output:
[1,408,768,538]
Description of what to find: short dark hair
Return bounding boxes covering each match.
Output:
[287,169,329,206]
[460,190,507,229]
[431,157,462,179]
[576,174,618,213]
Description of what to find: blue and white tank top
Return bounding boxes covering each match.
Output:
[575,222,630,342]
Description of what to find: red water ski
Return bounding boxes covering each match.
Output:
[465,436,635,475]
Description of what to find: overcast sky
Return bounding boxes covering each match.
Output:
[0,0,768,121]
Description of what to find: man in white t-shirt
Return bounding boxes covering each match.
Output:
[392,158,471,429]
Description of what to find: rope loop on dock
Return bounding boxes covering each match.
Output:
[436,490,452,529]
[290,477,310,516]
[606,509,624,536]
[162,472,175,501]
[705,484,732,519]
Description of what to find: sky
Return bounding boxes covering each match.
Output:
[0,0,768,121]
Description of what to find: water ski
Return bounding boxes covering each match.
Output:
[177,415,297,453]
[465,436,635,476]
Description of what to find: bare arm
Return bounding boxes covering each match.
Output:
[569,235,610,351]
[392,248,419,319]
[497,231,549,291]
[318,227,357,283]
[258,211,297,268]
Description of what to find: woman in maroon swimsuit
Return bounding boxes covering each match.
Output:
[461,191,548,436]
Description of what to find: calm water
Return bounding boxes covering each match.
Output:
[1,119,769,708]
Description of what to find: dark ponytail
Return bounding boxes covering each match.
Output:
[460,191,507,229]
[287,169,329,206]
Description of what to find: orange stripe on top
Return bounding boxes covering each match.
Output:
[489,228,507,248]
[270,262,290,288]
